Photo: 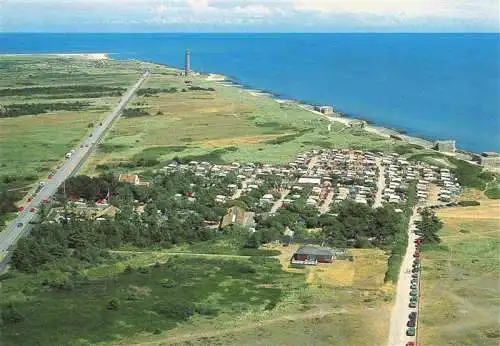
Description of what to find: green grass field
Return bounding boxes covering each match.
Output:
[0,56,148,190]
[419,203,500,346]
[1,249,393,346]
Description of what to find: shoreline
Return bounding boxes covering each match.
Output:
[0,53,109,60]
[205,73,455,152]
[1,53,492,159]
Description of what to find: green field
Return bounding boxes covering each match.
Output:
[419,202,500,346]
[0,56,148,191]
[81,64,409,175]
[1,248,393,346]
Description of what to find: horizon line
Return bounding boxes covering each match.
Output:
[1,31,499,34]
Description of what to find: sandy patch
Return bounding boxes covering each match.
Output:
[306,261,355,287]
[198,134,281,148]
[437,200,500,220]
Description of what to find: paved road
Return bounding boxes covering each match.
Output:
[387,207,421,346]
[0,71,150,256]
[373,158,385,208]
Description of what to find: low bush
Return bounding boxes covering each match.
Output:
[1,303,24,324]
[122,108,149,117]
[458,200,481,207]
[485,186,500,199]
[106,298,120,311]
[0,101,89,117]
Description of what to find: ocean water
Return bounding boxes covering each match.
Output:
[1,33,498,152]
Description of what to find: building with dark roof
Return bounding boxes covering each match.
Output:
[290,246,334,265]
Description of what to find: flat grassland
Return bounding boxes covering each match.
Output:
[82,64,411,175]
[0,56,146,191]
[1,246,393,346]
[419,198,500,346]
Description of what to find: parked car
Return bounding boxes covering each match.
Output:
[411,273,418,278]
[412,268,419,273]
[410,284,418,290]
[407,319,416,328]
[413,252,420,258]
[406,327,416,336]
[29,207,36,212]
[407,342,416,346]
[410,296,417,303]
[411,279,418,284]
[409,302,417,308]
[410,290,418,296]
[409,312,417,320]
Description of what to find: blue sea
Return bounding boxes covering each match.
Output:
[1,33,499,152]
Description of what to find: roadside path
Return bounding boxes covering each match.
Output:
[387,207,420,346]
[373,158,385,208]
[319,189,334,214]
[0,71,150,259]
[270,190,290,214]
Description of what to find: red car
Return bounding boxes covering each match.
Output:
[27,197,33,202]
[17,206,24,212]
[42,198,49,204]
[406,342,416,346]
[414,253,420,258]
[30,207,36,212]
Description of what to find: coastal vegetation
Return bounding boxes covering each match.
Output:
[419,199,500,346]
[0,56,148,191]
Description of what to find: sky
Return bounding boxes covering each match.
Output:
[0,0,498,32]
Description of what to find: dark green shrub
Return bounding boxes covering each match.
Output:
[107,298,119,310]
[1,303,24,324]
[458,200,480,207]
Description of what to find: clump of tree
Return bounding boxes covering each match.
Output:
[122,108,150,117]
[57,174,119,202]
[0,85,125,97]
[416,208,442,243]
[136,87,178,96]
[12,170,241,273]
[188,86,215,92]
[0,184,23,229]
[0,101,89,117]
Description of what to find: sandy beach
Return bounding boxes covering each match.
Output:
[0,53,108,60]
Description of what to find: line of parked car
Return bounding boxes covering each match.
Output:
[406,235,423,343]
